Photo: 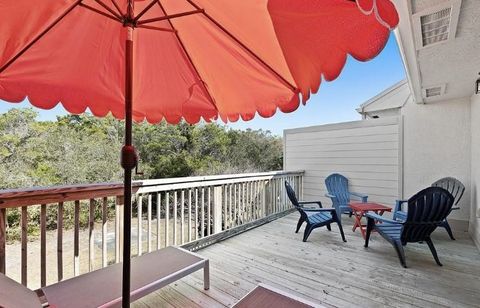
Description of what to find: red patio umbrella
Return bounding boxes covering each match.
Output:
[0,0,398,306]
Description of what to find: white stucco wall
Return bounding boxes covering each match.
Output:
[470,94,480,249]
[401,96,471,222]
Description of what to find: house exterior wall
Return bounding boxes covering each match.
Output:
[284,94,472,227]
[284,117,401,207]
[401,96,471,223]
[470,93,480,249]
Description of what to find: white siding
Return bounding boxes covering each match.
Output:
[284,117,402,207]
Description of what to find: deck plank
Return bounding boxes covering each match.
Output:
[129,213,480,307]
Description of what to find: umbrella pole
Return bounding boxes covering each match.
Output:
[121,25,135,307]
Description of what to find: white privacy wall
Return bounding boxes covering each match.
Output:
[470,93,480,249]
[284,117,402,207]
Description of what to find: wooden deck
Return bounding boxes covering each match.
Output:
[133,213,480,308]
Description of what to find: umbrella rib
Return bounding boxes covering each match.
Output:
[136,25,176,33]
[156,0,219,114]
[110,0,125,17]
[136,9,204,25]
[0,0,83,75]
[80,3,122,23]
[93,0,123,20]
[133,0,159,23]
[185,0,298,93]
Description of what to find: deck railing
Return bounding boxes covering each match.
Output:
[0,170,303,289]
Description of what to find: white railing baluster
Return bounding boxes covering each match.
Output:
[74,200,80,276]
[201,188,205,239]
[188,189,192,242]
[157,193,161,249]
[213,186,222,233]
[115,199,119,263]
[223,185,227,229]
[102,197,107,268]
[272,179,276,213]
[195,188,199,240]
[40,204,46,287]
[247,181,251,221]
[89,199,95,272]
[115,197,123,263]
[228,184,232,228]
[137,195,143,256]
[173,191,177,245]
[165,192,170,247]
[252,181,256,220]
[147,194,152,253]
[233,184,238,227]
[242,183,246,223]
[180,190,185,244]
[207,187,211,236]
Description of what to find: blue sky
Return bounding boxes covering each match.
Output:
[0,34,405,136]
[227,34,406,135]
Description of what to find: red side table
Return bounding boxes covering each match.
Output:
[349,202,392,239]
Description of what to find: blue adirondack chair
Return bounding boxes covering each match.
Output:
[285,181,346,242]
[365,187,454,268]
[393,177,465,240]
[325,173,368,217]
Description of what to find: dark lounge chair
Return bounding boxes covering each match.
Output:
[365,187,454,268]
[0,246,209,308]
[393,177,465,240]
[324,173,368,218]
[285,181,346,243]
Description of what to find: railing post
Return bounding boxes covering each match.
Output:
[40,204,46,287]
[21,206,28,285]
[57,202,64,281]
[213,186,223,234]
[0,208,5,274]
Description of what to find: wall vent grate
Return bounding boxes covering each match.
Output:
[422,84,446,100]
[412,0,461,50]
[425,86,442,97]
[420,7,452,46]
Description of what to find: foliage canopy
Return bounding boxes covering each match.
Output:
[0,108,283,189]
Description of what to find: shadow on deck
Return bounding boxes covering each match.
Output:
[133,213,480,308]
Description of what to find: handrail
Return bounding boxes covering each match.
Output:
[0,170,304,209]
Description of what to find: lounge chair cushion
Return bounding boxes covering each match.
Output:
[0,273,42,308]
[42,246,206,308]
